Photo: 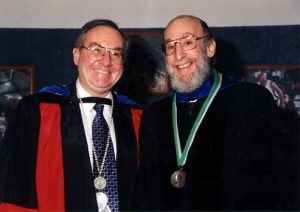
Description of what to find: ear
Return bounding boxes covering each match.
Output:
[73,48,80,66]
[206,39,216,58]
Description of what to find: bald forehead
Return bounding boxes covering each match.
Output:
[164,16,204,41]
[166,16,201,28]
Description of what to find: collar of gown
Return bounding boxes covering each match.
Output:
[173,70,239,103]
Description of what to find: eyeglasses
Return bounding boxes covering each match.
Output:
[80,44,125,65]
[163,34,209,56]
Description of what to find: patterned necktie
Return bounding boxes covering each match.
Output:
[92,103,119,211]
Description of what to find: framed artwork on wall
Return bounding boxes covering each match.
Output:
[0,65,35,138]
[244,64,300,114]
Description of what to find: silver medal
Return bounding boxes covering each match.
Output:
[170,169,186,188]
[94,176,107,190]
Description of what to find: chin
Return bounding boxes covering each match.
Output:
[170,68,210,93]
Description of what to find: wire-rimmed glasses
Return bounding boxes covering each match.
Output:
[162,34,209,56]
[80,44,125,65]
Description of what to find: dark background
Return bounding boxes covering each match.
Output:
[0,25,299,105]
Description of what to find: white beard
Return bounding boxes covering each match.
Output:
[167,54,211,93]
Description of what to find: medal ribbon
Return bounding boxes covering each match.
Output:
[172,71,222,167]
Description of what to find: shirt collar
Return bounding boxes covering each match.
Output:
[76,79,112,112]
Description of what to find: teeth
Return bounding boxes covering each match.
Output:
[178,63,191,69]
[94,69,109,74]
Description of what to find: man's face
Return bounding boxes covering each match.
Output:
[73,25,124,97]
[164,18,216,93]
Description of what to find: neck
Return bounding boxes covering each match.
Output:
[77,79,111,98]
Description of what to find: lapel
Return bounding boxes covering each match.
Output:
[60,82,98,211]
[112,94,139,209]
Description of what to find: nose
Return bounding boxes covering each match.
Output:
[174,43,185,61]
[100,50,112,66]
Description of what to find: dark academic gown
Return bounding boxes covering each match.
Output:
[0,83,142,211]
[136,73,299,210]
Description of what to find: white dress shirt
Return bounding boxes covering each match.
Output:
[76,80,117,168]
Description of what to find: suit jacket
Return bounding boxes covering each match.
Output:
[136,76,299,211]
[0,82,142,211]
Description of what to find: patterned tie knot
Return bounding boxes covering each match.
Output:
[93,103,104,115]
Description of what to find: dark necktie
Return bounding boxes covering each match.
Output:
[92,103,119,211]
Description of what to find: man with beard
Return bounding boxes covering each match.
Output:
[135,15,298,210]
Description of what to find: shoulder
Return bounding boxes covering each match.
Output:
[114,94,143,126]
[19,84,73,107]
[217,80,278,114]
[38,84,71,96]
[116,94,142,109]
[222,80,274,99]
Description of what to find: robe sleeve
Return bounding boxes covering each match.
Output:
[0,97,40,210]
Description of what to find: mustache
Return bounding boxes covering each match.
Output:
[172,56,208,67]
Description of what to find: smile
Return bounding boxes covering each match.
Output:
[93,69,110,74]
[177,62,192,69]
